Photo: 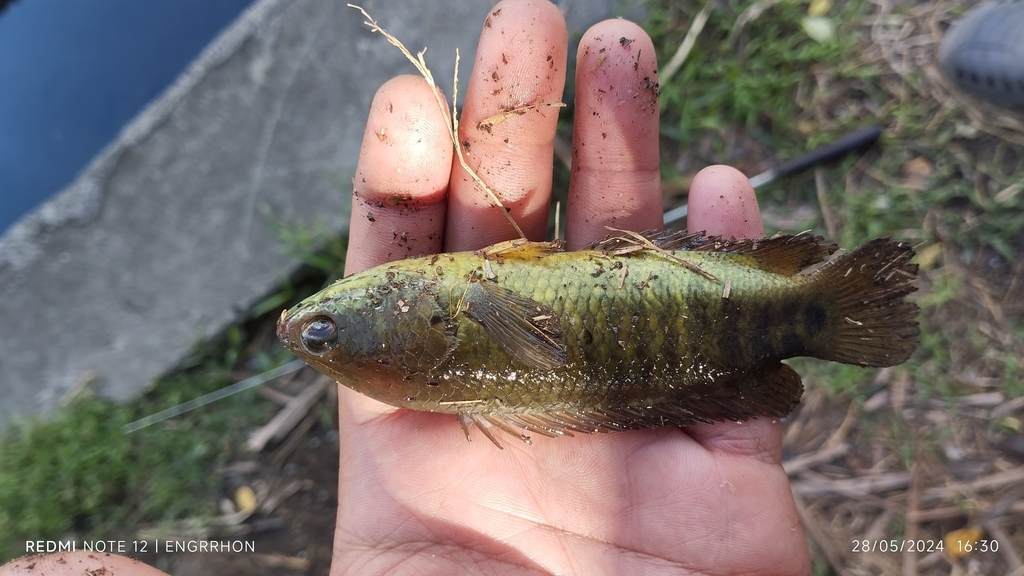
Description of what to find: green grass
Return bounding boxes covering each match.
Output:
[0,217,345,563]
[0,327,273,562]
[646,0,1024,407]
[649,0,1024,257]
[650,0,870,155]
[256,208,350,317]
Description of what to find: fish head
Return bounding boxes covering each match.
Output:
[276,269,458,404]
[276,284,378,376]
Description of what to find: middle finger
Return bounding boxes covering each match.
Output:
[443,0,568,251]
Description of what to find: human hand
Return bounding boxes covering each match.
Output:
[333,1,810,575]
[0,2,810,574]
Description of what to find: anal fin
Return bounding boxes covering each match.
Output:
[456,363,803,447]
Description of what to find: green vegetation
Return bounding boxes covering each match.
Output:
[646,0,1023,401]
[0,327,271,561]
[0,221,344,563]
[646,3,1023,571]
[650,0,870,150]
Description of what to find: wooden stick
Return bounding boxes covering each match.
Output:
[922,466,1024,501]
[260,479,310,515]
[903,464,920,576]
[991,396,1024,419]
[254,553,311,572]
[792,493,847,574]
[815,167,840,239]
[907,500,1024,522]
[985,521,1023,571]
[258,386,296,406]
[791,470,911,499]
[783,442,850,476]
[247,377,327,452]
[272,408,320,470]
[823,402,857,450]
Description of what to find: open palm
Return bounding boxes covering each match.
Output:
[331,1,810,574]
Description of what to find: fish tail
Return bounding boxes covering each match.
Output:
[809,238,919,367]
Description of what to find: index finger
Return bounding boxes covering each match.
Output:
[344,75,453,276]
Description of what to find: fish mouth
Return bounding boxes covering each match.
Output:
[276,307,340,358]
[276,308,292,345]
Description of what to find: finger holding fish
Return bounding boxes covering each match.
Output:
[685,165,782,461]
[688,164,764,239]
[444,0,569,250]
[566,19,663,249]
[345,75,452,276]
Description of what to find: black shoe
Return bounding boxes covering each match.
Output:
[938,0,1024,108]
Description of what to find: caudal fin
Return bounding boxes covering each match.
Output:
[810,238,919,367]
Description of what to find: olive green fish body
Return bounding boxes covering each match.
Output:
[277,231,918,446]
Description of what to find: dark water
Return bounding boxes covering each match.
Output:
[0,0,255,234]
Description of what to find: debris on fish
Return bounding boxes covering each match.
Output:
[277,230,919,448]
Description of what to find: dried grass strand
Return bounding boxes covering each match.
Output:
[348,4,527,239]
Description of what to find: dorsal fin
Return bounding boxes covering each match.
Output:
[585,229,837,276]
[583,229,705,252]
[684,231,838,275]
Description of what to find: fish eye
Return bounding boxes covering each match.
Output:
[300,316,338,355]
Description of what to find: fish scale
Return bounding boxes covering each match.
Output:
[277,230,919,447]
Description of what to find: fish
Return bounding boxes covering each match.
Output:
[276,230,919,448]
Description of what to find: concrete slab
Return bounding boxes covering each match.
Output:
[0,0,644,428]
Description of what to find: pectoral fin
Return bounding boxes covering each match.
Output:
[462,281,567,370]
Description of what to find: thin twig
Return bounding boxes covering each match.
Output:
[271,408,320,470]
[783,442,850,476]
[260,479,309,515]
[814,167,840,239]
[661,0,716,82]
[823,401,857,450]
[985,521,1024,570]
[791,470,910,501]
[477,102,566,133]
[991,395,1024,420]
[603,226,719,282]
[247,377,328,452]
[792,493,847,574]
[903,464,920,576]
[922,466,1024,501]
